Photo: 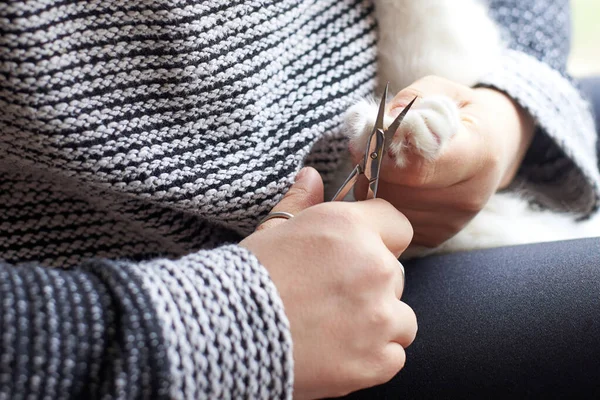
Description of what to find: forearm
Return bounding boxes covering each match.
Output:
[0,262,167,398]
[0,245,293,399]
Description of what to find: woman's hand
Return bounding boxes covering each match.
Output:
[365,76,535,248]
[240,167,417,400]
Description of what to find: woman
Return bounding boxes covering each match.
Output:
[0,0,598,398]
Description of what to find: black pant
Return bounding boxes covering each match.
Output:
[343,79,600,399]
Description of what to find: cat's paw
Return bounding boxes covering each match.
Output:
[344,95,460,167]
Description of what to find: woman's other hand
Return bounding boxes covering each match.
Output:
[354,76,536,248]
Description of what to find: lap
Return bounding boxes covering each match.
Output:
[342,238,600,399]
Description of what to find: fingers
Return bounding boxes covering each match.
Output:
[257,167,324,231]
[389,75,473,111]
[351,199,414,257]
[390,301,418,349]
[391,123,486,188]
[381,343,407,381]
[376,179,490,214]
[392,207,472,247]
[371,302,416,386]
[381,76,490,188]
[372,191,471,247]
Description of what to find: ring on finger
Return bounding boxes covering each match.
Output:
[259,211,295,226]
[398,260,405,299]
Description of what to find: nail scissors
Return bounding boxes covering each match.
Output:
[331,84,417,201]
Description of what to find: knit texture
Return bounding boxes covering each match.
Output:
[0,0,377,398]
[481,0,600,214]
[0,0,598,398]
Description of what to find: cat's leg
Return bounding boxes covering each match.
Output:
[344,95,460,167]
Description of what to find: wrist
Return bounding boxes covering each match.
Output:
[474,87,536,189]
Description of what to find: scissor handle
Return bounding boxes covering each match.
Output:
[362,128,385,200]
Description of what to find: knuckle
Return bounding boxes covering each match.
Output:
[400,303,419,346]
[381,357,405,384]
[307,206,360,242]
[372,199,405,221]
[370,348,406,385]
[325,203,368,234]
[403,217,415,241]
[368,306,393,330]
[337,203,364,224]
[374,256,397,281]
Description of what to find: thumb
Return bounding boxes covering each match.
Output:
[257,167,324,231]
[388,75,471,111]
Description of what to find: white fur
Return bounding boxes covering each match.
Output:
[339,0,600,256]
[376,0,502,92]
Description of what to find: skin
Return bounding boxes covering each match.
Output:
[360,75,536,247]
[240,75,533,398]
[240,167,418,400]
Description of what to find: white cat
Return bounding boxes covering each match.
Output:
[341,0,600,257]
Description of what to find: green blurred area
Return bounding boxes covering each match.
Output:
[569,0,600,76]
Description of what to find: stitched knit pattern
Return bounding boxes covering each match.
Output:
[482,0,600,214]
[0,0,599,398]
[1,0,377,235]
[1,0,377,398]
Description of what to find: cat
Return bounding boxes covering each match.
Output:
[339,0,600,257]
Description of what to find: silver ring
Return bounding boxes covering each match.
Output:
[398,260,406,298]
[259,211,295,225]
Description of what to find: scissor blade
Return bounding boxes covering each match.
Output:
[362,128,385,200]
[375,83,389,132]
[331,164,361,201]
[384,96,418,151]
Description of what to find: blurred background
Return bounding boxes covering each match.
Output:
[569,0,600,77]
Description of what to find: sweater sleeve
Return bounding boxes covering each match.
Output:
[0,245,293,399]
[479,0,600,216]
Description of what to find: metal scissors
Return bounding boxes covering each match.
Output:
[331,84,417,201]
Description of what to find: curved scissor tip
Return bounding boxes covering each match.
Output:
[387,96,418,136]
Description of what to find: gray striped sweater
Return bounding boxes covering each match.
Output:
[0,0,598,398]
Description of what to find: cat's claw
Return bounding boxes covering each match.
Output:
[344,95,460,167]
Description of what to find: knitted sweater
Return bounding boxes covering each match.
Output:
[0,0,597,398]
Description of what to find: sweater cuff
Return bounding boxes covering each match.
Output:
[476,49,600,217]
[129,245,294,399]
